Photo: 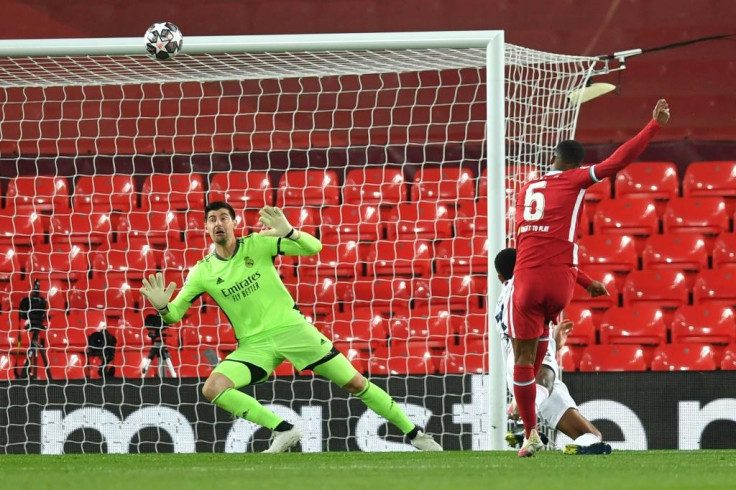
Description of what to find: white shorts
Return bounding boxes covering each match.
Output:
[538,379,577,428]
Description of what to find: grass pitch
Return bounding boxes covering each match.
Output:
[2,450,734,490]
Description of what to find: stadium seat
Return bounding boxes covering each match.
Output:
[558,345,578,372]
[25,244,89,282]
[442,337,487,374]
[712,234,736,269]
[583,177,613,221]
[320,205,382,243]
[65,309,109,337]
[279,207,320,237]
[579,345,648,372]
[682,161,736,214]
[365,240,433,277]
[179,319,237,351]
[651,343,717,371]
[299,242,361,279]
[692,269,736,308]
[622,270,689,311]
[47,349,87,380]
[412,167,476,207]
[7,276,67,317]
[0,211,46,248]
[578,235,638,289]
[6,175,71,214]
[455,198,488,237]
[614,162,679,215]
[495,165,542,200]
[140,173,206,212]
[178,347,222,378]
[289,277,338,320]
[73,175,136,214]
[456,312,488,343]
[390,309,456,349]
[369,343,436,375]
[277,169,341,207]
[599,306,668,345]
[720,344,736,370]
[114,348,181,378]
[0,352,15,380]
[671,305,736,345]
[592,198,659,253]
[50,212,113,248]
[413,275,485,313]
[562,306,596,347]
[386,202,453,241]
[116,211,182,248]
[434,237,490,277]
[341,278,412,315]
[325,309,389,351]
[162,248,210,284]
[208,171,273,208]
[0,246,21,281]
[641,234,708,287]
[662,197,729,248]
[70,276,136,317]
[342,167,406,206]
[90,245,162,282]
[570,270,618,313]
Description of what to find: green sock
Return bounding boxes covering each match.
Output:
[212,388,283,430]
[356,382,416,435]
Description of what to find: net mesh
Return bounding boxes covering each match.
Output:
[0,42,598,453]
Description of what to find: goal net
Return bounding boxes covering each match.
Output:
[0,32,599,453]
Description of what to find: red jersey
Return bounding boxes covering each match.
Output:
[515,120,661,271]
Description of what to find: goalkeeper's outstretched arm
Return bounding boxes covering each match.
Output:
[258,206,322,256]
[140,270,204,324]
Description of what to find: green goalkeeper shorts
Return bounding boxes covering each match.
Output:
[212,321,336,387]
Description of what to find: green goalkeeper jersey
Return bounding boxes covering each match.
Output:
[162,233,320,340]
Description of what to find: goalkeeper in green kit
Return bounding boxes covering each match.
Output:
[141,201,442,453]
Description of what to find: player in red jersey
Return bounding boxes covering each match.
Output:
[510,99,671,457]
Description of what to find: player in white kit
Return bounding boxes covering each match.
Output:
[494,248,613,455]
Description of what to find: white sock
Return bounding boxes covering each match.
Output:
[534,385,549,410]
[573,433,602,446]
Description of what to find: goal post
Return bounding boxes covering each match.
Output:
[0,31,599,454]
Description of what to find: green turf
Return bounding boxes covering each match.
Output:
[2,450,735,490]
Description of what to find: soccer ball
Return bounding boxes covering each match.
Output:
[144,22,183,60]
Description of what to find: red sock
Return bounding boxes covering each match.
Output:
[534,339,549,376]
[513,364,537,438]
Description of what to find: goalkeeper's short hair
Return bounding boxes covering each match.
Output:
[205,201,236,220]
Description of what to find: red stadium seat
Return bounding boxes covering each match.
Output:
[26,244,89,282]
[682,161,736,215]
[720,344,736,370]
[114,348,181,378]
[70,276,137,317]
[412,167,475,206]
[671,305,736,345]
[578,235,638,290]
[178,347,222,378]
[7,276,67,317]
[325,309,389,351]
[278,207,320,237]
[140,173,206,212]
[0,211,46,248]
[90,245,162,281]
[599,306,667,345]
[299,242,361,279]
[390,309,456,349]
[6,176,71,214]
[65,310,109,337]
[497,165,542,200]
[693,269,736,308]
[290,277,338,320]
[341,278,412,315]
[562,306,596,347]
[343,167,406,206]
[455,198,488,237]
[592,198,658,253]
[614,162,679,215]
[641,234,708,287]
[651,343,716,371]
[47,349,87,380]
[117,211,182,248]
[712,234,736,269]
[583,178,613,221]
[579,345,648,372]
[50,212,113,248]
[0,352,15,380]
[387,202,453,241]
[456,312,488,342]
[622,270,689,311]
[413,275,485,313]
[277,169,340,207]
[320,205,382,244]
[365,240,433,277]
[369,343,436,375]
[0,246,21,281]
[208,171,273,208]
[662,197,729,248]
[435,237,490,276]
[558,346,578,372]
[570,270,618,313]
[73,175,136,214]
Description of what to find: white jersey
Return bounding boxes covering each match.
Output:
[494,278,558,373]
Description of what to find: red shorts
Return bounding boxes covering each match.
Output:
[509,267,576,340]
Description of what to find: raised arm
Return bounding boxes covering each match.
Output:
[258,206,322,256]
[140,270,204,324]
[589,99,670,183]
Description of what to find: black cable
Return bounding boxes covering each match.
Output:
[598,32,736,60]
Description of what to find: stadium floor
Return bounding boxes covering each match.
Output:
[2,450,734,490]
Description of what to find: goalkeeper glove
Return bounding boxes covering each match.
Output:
[140,272,176,311]
[258,206,299,239]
